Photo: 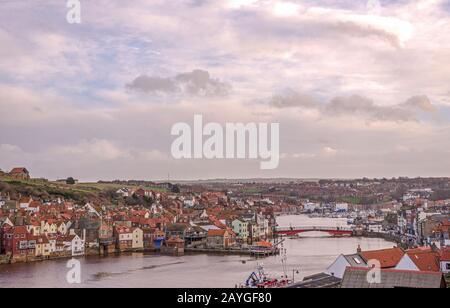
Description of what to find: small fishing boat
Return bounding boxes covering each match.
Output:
[241,246,296,288]
[242,264,292,288]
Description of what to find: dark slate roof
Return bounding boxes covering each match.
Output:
[344,254,367,267]
[341,267,447,289]
[287,273,341,289]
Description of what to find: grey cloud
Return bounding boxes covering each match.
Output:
[402,95,436,112]
[127,69,231,97]
[324,95,415,121]
[267,90,436,122]
[268,89,319,109]
[126,76,177,93]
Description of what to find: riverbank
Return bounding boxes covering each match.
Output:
[0,247,160,266]
[0,215,395,269]
[0,236,395,288]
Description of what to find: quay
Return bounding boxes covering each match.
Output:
[185,247,280,257]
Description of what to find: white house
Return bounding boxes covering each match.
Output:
[131,228,144,249]
[335,203,349,212]
[395,249,441,272]
[41,221,58,235]
[68,234,85,256]
[183,197,196,208]
[303,202,319,212]
[256,214,269,239]
[85,203,101,218]
[116,188,130,197]
[25,203,40,213]
[47,236,57,255]
[0,217,13,228]
[395,253,421,271]
[326,254,367,279]
[19,197,33,209]
[57,221,72,235]
[200,210,209,219]
[26,222,41,236]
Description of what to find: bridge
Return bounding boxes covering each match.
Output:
[275,226,354,237]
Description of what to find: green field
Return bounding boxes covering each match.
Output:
[0,176,167,203]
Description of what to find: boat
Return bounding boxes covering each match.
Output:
[241,245,295,288]
[242,263,292,288]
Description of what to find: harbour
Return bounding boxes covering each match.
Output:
[0,215,394,288]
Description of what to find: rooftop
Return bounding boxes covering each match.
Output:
[341,267,446,289]
[360,247,404,268]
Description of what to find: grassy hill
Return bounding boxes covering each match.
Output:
[0,176,167,204]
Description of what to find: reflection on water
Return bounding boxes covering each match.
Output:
[0,215,395,288]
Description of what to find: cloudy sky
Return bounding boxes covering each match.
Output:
[1,0,450,181]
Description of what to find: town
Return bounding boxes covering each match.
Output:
[0,167,449,288]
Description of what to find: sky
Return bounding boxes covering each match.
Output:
[1,0,450,181]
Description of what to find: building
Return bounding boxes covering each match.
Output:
[303,202,319,212]
[162,236,184,256]
[131,227,144,249]
[1,226,35,261]
[326,253,367,279]
[69,234,85,256]
[115,226,133,251]
[34,235,51,258]
[143,228,165,250]
[41,220,58,235]
[288,273,341,289]
[440,247,450,274]
[231,219,249,240]
[395,247,441,272]
[359,247,405,269]
[8,168,30,180]
[206,229,235,249]
[341,267,447,288]
[19,197,33,209]
[335,203,349,212]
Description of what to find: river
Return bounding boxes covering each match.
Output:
[0,215,394,288]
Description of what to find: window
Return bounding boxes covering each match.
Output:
[353,257,362,265]
[446,263,450,270]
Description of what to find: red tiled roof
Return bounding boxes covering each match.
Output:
[10,167,29,174]
[254,241,273,248]
[19,197,32,204]
[166,236,184,244]
[360,247,404,268]
[440,247,450,262]
[115,226,132,234]
[207,229,227,237]
[406,248,440,272]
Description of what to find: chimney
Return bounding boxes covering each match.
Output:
[357,245,362,254]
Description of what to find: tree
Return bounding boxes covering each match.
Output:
[66,177,76,185]
[171,184,180,193]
